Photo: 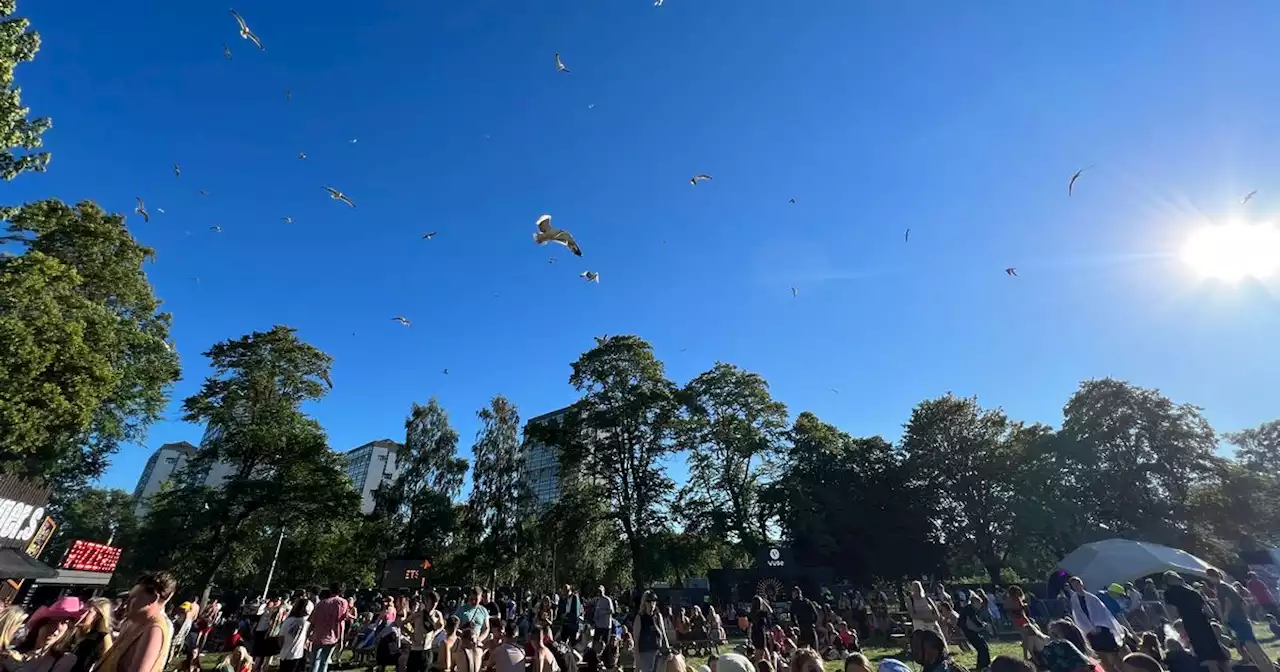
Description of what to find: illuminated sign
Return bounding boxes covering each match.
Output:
[61,540,122,574]
[380,558,432,590]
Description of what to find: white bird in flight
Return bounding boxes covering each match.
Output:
[392,316,411,327]
[230,10,264,51]
[791,287,798,297]
[1242,190,1258,205]
[173,164,180,178]
[349,138,358,144]
[533,214,582,256]
[581,270,600,283]
[157,207,165,214]
[690,174,712,186]
[282,217,294,224]
[135,197,150,223]
[555,53,570,73]
[298,152,306,160]
[422,232,437,240]
[324,186,356,208]
[210,225,223,233]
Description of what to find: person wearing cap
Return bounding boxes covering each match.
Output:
[1206,568,1273,672]
[97,571,178,672]
[11,596,85,669]
[1161,571,1227,672]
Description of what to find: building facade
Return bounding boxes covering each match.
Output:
[522,407,573,507]
[344,439,403,514]
[132,442,199,517]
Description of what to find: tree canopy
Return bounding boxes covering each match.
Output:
[0,0,50,179]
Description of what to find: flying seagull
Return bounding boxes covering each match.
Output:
[173,164,180,178]
[349,138,358,144]
[581,270,600,283]
[1242,190,1258,205]
[298,152,306,160]
[690,174,712,186]
[830,388,839,394]
[324,186,356,208]
[284,89,291,102]
[392,316,411,327]
[791,287,798,297]
[134,197,150,223]
[655,0,664,5]
[789,198,796,204]
[1068,165,1092,196]
[422,232,437,239]
[905,228,910,243]
[282,217,294,224]
[442,368,449,375]
[156,208,165,214]
[210,225,222,233]
[548,257,556,264]
[230,10,264,50]
[555,53,570,73]
[587,104,595,109]
[223,44,232,60]
[1005,267,1017,277]
[198,189,209,196]
[533,214,583,256]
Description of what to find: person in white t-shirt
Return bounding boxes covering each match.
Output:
[592,587,615,644]
[279,600,312,672]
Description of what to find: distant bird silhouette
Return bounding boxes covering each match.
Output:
[1068,165,1093,196]
[230,9,264,50]
[223,44,232,60]
[581,270,600,283]
[282,217,294,224]
[324,186,355,208]
[1243,190,1258,205]
[422,232,437,239]
[789,198,796,204]
[392,316,411,327]
[533,214,582,256]
[1005,267,1017,277]
[173,164,180,178]
[442,368,450,375]
[298,152,306,160]
[135,197,150,223]
[284,89,291,101]
[555,53,570,73]
[209,225,222,233]
[791,287,798,297]
[198,189,209,196]
[905,228,910,243]
[690,174,712,186]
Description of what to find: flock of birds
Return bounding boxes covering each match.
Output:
[122,8,1169,338]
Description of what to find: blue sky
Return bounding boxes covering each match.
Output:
[8,0,1280,493]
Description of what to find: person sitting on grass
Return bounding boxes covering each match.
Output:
[1160,640,1197,672]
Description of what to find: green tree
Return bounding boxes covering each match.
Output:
[151,326,358,597]
[1225,420,1280,473]
[900,395,1050,584]
[1058,378,1217,546]
[529,335,679,593]
[373,399,468,563]
[676,363,787,552]
[0,200,179,496]
[772,411,944,583]
[0,0,51,179]
[467,396,533,585]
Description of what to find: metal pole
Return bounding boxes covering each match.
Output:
[261,528,285,599]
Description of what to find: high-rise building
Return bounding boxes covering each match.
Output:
[522,407,573,507]
[344,439,403,514]
[132,442,199,517]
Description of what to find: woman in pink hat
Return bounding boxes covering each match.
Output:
[11,597,86,670]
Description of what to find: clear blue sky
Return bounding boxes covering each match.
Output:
[9,0,1280,493]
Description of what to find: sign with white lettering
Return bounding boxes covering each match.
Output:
[0,475,50,550]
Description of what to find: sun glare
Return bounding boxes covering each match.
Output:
[1180,222,1280,282]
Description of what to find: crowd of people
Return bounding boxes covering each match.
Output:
[1,567,1278,672]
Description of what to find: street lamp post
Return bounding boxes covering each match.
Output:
[261,528,285,599]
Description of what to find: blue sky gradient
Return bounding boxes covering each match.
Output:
[7,0,1280,492]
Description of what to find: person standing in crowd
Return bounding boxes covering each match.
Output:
[527,625,557,672]
[97,571,178,672]
[592,587,614,644]
[958,592,990,671]
[310,584,352,672]
[558,586,582,646]
[1206,568,1274,672]
[251,596,284,672]
[432,616,460,672]
[1066,577,1123,672]
[171,602,196,665]
[789,588,819,650]
[484,621,526,672]
[747,597,772,662]
[278,600,311,672]
[457,588,491,643]
[907,580,946,661]
[0,607,26,666]
[632,592,668,672]
[195,599,221,651]
[49,596,115,672]
[1246,572,1277,620]
[1162,571,1227,672]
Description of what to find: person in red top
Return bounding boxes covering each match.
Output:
[309,583,352,672]
[1246,572,1278,620]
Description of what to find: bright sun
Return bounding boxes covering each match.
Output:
[1180,222,1280,282]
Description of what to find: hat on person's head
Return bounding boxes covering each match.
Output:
[28,597,85,631]
[1162,570,1182,584]
[714,653,753,672]
[877,659,911,672]
[1107,583,1125,596]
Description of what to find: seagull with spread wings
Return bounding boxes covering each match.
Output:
[324,186,356,208]
[282,217,294,224]
[1068,165,1092,196]
[791,287,798,297]
[581,270,600,283]
[210,225,223,233]
[555,53,570,73]
[222,44,232,60]
[789,198,796,204]
[422,232,437,240]
[905,228,911,243]
[1005,267,1017,277]
[230,10,264,50]
[173,164,180,178]
[533,214,583,256]
[690,174,712,186]
[1243,190,1258,205]
[298,152,306,160]
[392,316,411,327]
[135,197,150,223]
